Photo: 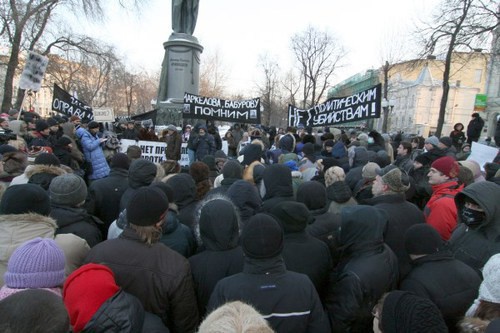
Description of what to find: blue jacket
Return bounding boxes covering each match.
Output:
[77,128,110,180]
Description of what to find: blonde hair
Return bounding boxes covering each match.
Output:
[198,301,274,333]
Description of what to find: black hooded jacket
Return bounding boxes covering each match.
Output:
[119,159,157,212]
[51,205,102,247]
[261,164,294,212]
[364,193,425,280]
[325,205,399,333]
[226,179,262,226]
[189,197,244,317]
[82,290,168,333]
[400,250,481,333]
[87,167,129,232]
[166,174,198,230]
[448,181,500,276]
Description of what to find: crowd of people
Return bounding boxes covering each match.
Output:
[0,108,499,333]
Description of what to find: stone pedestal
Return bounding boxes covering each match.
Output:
[156,33,203,125]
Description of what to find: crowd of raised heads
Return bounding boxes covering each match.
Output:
[0,108,499,333]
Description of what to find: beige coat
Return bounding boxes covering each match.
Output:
[0,213,89,285]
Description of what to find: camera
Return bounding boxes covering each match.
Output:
[0,129,17,145]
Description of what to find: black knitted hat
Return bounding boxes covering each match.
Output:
[127,187,168,227]
[270,202,312,233]
[241,214,283,259]
[87,121,99,129]
[404,224,443,255]
[381,291,448,333]
[222,160,243,179]
[0,184,51,216]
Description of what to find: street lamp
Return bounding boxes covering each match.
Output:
[381,98,395,133]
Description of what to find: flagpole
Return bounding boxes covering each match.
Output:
[17,90,30,120]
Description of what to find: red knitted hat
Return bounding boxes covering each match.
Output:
[63,263,119,333]
[431,156,459,178]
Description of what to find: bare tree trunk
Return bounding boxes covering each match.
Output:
[1,32,22,113]
[382,61,390,133]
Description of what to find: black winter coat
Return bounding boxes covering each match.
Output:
[448,181,500,276]
[166,174,199,230]
[160,208,196,258]
[84,227,199,333]
[282,231,332,302]
[51,205,102,247]
[189,196,244,317]
[208,256,331,333]
[325,205,399,333]
[87,168,129,232]
[365,193,425,280]
[400,251,481,333]
[82,289,169,333]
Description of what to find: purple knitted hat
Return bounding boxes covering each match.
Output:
[4,238,65,289]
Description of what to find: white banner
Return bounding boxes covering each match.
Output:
[93,108,114,122]
[179,142,189,167]
[120,139,167,163]
[19,51,49,91]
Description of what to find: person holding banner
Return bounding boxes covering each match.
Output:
[163,125,182,161]
[76,121,110,183]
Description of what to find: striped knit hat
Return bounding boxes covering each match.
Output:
[4,238,65,289]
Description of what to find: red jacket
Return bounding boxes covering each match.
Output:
[424,181,463,240]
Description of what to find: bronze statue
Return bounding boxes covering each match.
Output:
[172,0,199,35]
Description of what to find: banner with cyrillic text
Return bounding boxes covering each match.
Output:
[52,84,94,121]
[120,139,166,163]
[288,84,382,127]
[183,93,261,124]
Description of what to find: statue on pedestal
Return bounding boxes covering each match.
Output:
[171,0,199,35]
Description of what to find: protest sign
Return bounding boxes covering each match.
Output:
[93,108,115,122]
[52,84,94,121]
[179,142,190,167]
[288,84,382,127]
[183,93,260,124]
[468,142,499,171]
[119,139,167,163]
[19,51,49,91]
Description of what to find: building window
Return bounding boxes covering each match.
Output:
[474,69,482,83]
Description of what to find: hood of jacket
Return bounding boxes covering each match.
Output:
[128,159,157,189]
[352,147,369,167]
[296,180,327,210]
[82,290,144,333]
[455,181,500,240]
[166,173,196,209]
[339,205,387,253]
[195,195,240,250]
[332,141,347,158]
[263,164,294,200]
[226,180,262,222]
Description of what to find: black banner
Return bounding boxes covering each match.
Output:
[131,109,158,128]
[183,93,261,124]
[51,84,94,121]
[288,84,382,127]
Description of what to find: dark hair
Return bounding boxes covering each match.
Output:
[400,141,412,154]
[126,145,142,160]
[411,136,425,149]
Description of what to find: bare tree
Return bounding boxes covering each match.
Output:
[290,26,347,109]
[256,53,282,126]
[417,0,499,136]
[199,49,228,98]
[0,0,145,113]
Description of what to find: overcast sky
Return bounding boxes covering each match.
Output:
[71,0,439,96]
